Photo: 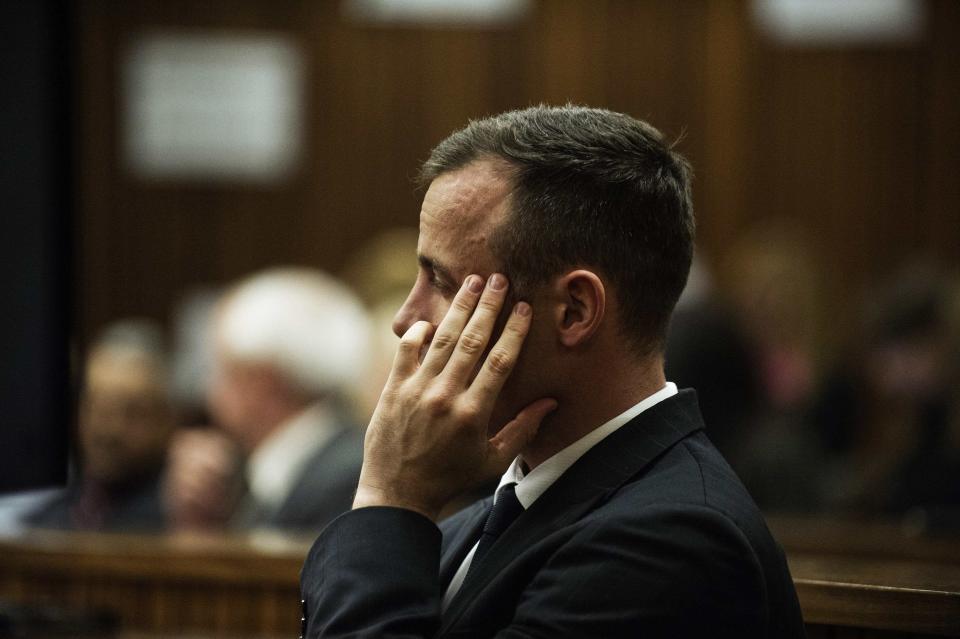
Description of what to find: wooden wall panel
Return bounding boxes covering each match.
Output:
[922,0,960,262]
[743,47,926,300]
[75,0,960,347]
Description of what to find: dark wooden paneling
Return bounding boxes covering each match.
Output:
[922,0,960,262]
[75,0,960,346]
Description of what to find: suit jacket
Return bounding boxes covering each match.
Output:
[300,390,806,638]
[233,422,364,534]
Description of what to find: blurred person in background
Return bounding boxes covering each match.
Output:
[666,254,761,460]
[164,268,371,533]
[722,221,831,512]
[25,320,174,531]
[818,262,960,528]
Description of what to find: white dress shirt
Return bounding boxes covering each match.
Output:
[442,382,678,609]
[246,403,339,509]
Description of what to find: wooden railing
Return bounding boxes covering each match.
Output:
[1,518,958,637]
[0,530,308,636]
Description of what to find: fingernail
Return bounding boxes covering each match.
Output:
[489,273,507,290]
[467,275,483,293]
[515,301,531,316]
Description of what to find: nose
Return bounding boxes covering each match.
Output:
[392,272,443,338]
[392,288,420,338]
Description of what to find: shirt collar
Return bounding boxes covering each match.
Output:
[496,382,678,508]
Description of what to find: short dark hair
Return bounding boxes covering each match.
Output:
[419,105,695,355]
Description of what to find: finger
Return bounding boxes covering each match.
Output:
[442,273,510,385]
[392,320,435,378]
[467,300,531,406]
[418,275,485,376]
[485,398,558,472]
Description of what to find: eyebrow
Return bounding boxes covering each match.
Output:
[418,254,458,285]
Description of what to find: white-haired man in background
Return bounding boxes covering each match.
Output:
[164,268,371,533]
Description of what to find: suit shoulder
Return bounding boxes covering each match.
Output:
[596,430,784,572]
[517,501,770,637]
[615,431,760,520]
[576,433,803,636]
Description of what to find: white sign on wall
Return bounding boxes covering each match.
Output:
[124,32,303,183]
[752,0,924,45]
[343,0,530,26]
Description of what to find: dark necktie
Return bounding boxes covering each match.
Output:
[467,483,524,579]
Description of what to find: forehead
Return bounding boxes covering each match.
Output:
[87,349,162,397]
[418,160,513,279]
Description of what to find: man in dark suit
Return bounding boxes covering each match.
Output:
[25,321,173,532]
[301,106,806,637]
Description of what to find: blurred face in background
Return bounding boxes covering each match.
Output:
[79,348,174,487]
[206,324,299,452]
[206,355,277,451]
[204,279,340,452]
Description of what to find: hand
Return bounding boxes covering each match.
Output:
[163,428,244,530]
[353,273,557,521]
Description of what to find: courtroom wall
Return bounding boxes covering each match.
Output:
[75,0,960,347]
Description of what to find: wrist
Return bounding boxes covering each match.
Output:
[352,484,441,522]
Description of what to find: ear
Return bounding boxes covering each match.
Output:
[553,270,606,348]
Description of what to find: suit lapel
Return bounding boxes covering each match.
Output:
[439,390,705,634]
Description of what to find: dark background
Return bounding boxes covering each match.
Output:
[0,1,71,491]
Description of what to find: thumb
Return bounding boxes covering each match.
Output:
[487,398,558,468]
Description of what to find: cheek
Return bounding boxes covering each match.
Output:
[77,425,101,462]
[393,280,450,337]
[208,377,244,425]
[420,281,452,324]
[434,297,453,327]
[487,313,553,426]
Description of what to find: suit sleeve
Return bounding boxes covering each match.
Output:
[301,506,443,638]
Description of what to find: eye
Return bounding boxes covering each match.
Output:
[428,271,454,296]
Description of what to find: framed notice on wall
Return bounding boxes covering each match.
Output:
[123,32,304,183]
